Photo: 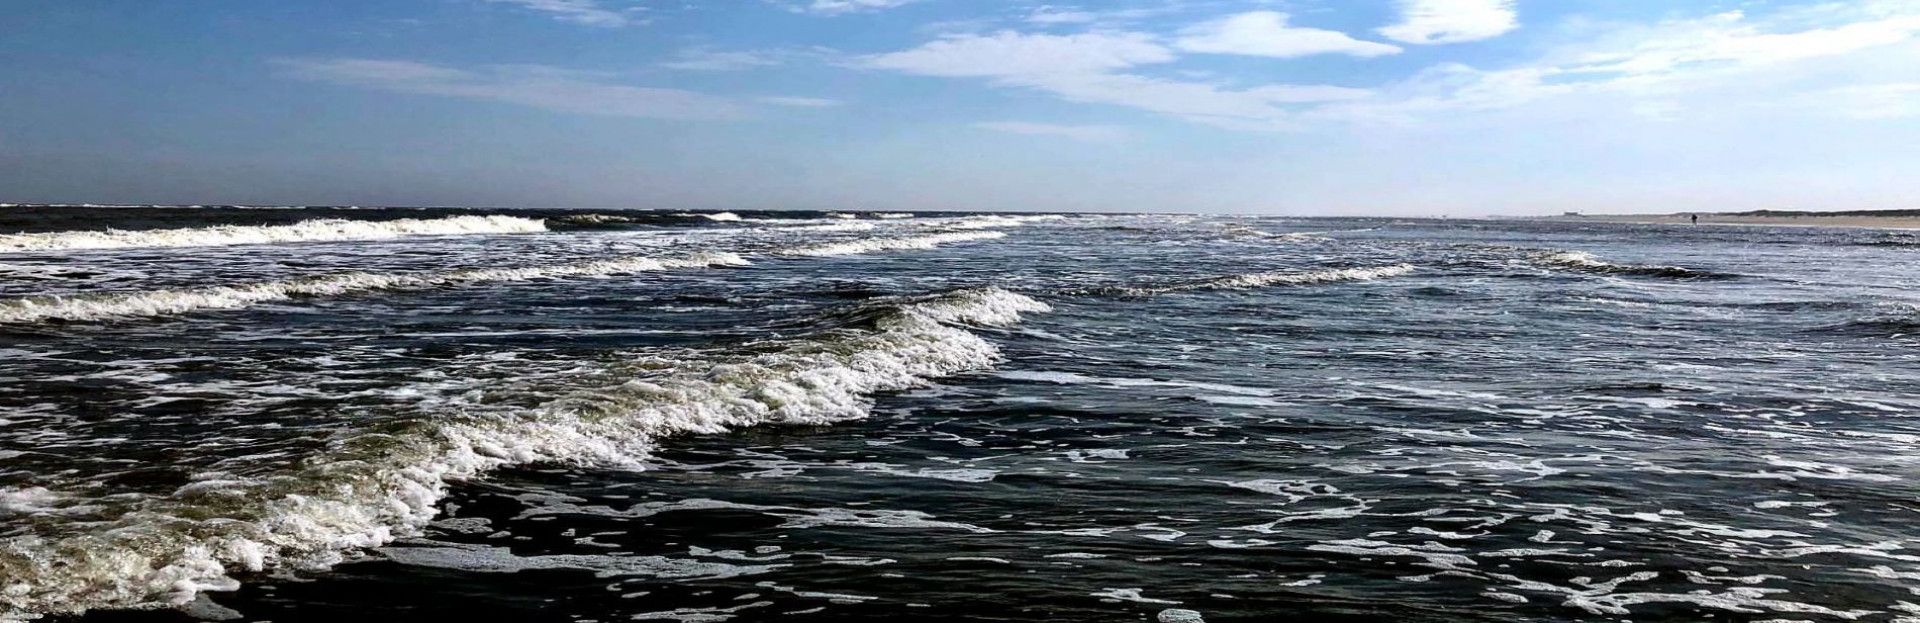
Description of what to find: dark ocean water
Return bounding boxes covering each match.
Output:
[1,207,1918,622]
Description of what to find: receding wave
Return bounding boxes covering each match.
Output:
[1073,264,1416,297]
[780,231,1007,257]
[0,252,748,324]
[0,215,548,253]
[1534,251,1732,280]
[0,287,1049,617]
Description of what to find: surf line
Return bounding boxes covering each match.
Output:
[0,230,1017,325]
[0,215,550,253]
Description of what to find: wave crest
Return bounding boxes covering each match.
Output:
[0,252,749,324]
[1076,264,1416,296]
[1535,251,1732,280]
[0,216,548,253]
[780,231,1006,257]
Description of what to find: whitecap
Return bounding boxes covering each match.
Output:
[0,215,547,253]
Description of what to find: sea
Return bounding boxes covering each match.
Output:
[1,206,1917,622]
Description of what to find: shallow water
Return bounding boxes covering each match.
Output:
[2,208,1917,622]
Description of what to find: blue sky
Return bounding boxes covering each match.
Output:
[2,0,1917,214]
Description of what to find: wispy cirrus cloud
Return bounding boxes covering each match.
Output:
[974,121,1125,142]
[861,30,1369,130]
[1325,3,1920,123]
[1378,0,1518,44]
[790,0,917,15]
[659,48,785,71]
[276,58,743,120]
[1176,11,1401,58]
[482,0,642,27]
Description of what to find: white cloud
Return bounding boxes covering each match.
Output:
[863,31,1176,77]
[1558,10,1920,79]
[1378,0,1518,44]
[974,121,1125,142]
[760,96,844,107]
[483,0,639,27]
[277,58,742,120]
[1325,4,1920,122]
[1176,11,1401,58]
[861,31,1370,130]
[660,48,784,71]
[798,0,916,15]
[1027,6,1098,25]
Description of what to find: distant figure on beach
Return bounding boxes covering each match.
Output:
[1690,214,1699,224]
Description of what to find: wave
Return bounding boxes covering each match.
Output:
[0,228,1021,325]
[872,213,915,220]
[671,212,741,222]
[1073,264,1416,297]
[936,215,1064,230]
[0,252,748,325]
[1810,303,1920,337]
[779,231,1007,257]
[1534,251,1732,280]
[0,287,1049,618]
[0,216,548,253]
[767,222,880,233]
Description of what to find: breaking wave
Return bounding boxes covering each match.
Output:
[780,231,1007,257]
[0,287,1050,618]
[0,216,548,253]
[1073,264,1416,297]
[0,253,749,325]
[1534,251,1732,280]
[672,212,742,222]
[937,215,1064,230]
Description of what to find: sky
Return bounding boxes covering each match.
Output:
[1,0,1918,215]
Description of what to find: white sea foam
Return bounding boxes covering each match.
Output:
[673,212,742,222]
[935,215,1064,230]
[0,252,748,324]
[0,287,1049,618]
[780,231,1007,257]
[768,222,879,233]
[0,215,548,253]
[871,212,915,219]
[1086,264,1415,296]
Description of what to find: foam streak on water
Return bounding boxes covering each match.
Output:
[0,215,548,253]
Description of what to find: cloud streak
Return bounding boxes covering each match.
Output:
[1378,0,1518,44]
[1177,11,1401,58]
[277,58,743,120]
[483,0,640,27]
[861,31,1368,130]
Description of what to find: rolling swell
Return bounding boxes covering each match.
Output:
[0,229,1023,325]
[0,287,1049,618]
[1069,264,1416,297]
[0,252,749,325]
[0,215,548,253]
[780,231,1007,257]
[1533,251,1733,280]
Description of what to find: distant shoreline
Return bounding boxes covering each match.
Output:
[1537,211,1920,230]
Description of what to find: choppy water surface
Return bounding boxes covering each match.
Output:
[2,207,1918,622]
